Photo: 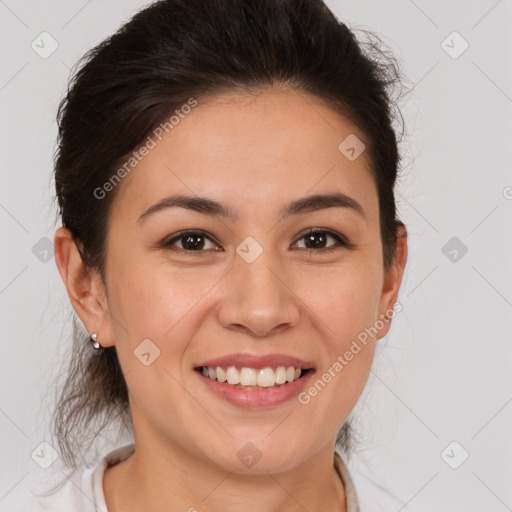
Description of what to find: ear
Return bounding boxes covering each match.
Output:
[54,226,115,348]
[375,223,408,340]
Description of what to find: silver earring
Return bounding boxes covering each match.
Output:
[90,332,102,350]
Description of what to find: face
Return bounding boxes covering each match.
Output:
[68,88,406,473]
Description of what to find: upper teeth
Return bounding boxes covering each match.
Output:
[201,366,303,387]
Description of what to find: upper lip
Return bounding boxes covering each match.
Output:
[195,353,315,371]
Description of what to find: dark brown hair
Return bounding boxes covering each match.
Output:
[50,0,409,473]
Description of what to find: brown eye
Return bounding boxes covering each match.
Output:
[162,228,351,255]
[163,231,219,252]
[293,229,349,253]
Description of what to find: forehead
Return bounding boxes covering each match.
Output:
[109,88,377,225]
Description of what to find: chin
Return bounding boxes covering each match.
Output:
[207,438,308,475]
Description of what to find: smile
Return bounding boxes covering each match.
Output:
[197,365,309,389]
[194,365,315,408]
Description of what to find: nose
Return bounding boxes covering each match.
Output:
[216,250,301,338]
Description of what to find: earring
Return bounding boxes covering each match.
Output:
[90,332,103,350]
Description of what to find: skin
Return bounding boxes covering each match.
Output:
[54,87,407,512]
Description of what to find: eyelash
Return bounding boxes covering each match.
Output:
[162,228,352,255]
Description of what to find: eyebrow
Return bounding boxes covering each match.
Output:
[137,192,366,223]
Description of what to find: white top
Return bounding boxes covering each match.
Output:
[7,443,362,511]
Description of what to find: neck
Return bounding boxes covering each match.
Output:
[103,438,347,512]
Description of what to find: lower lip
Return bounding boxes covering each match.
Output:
[195,369,315,409]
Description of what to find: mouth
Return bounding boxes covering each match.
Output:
[194,365,314,390]
[193,353,316,408]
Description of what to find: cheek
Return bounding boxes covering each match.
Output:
[298,262,381,341]
[107,263,203,413]
[114,259,204,328]
[107,260,229,386]
[300,263,380,395]
[105,259,196,366]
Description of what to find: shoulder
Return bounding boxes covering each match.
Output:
[352,473,408,511]
[334,447,408,511]
[5,443,136,512]
[4,465,97,512]
[334,447,361,512]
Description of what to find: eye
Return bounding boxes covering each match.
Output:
[292,229,350,253]
[162,230,220,253]
[162,228,351,255]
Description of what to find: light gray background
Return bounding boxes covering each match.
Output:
[1,1,511,511]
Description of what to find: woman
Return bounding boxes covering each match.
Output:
[14,0,408,510]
